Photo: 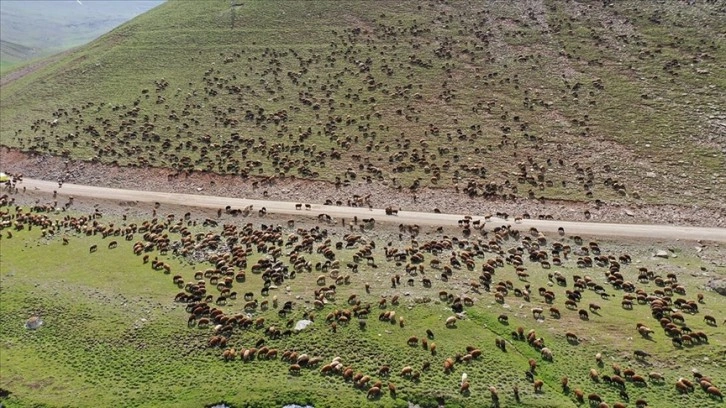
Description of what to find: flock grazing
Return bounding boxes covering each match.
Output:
[5,1,725,210]
[1,192,723,406]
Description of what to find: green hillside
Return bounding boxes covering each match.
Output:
[1,0,724,207]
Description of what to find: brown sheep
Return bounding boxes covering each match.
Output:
[648,372,664,383]
[574,389,584,403]
[676,379,692,394]
[588,393,602,404]
[460,381,470,394]
[407,336,419,346]
[445,315,457,327]
[400,366,413,377]
[590,368,600,382]
[533,379,544,393]
[367,386,381,399]
[444,358,454,373]
[611,375,626,389]
[388,382,396,396]
[631,375,647,387]
[707,386,723,401]
[486,386,498,406]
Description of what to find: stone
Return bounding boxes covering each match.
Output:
[707,278,726,296]
[655,250,669,259]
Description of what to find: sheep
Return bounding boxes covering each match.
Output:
[707,386,723,401]
[588,393,602,404]
[386,382,396,396]
[367,386,381,399]
[443,358,454,373]
[460,381,470,394]
[445,315,457,327]
[648,372,664,383]
[634,350,650,360]
[489,386,499,405]
[631,375,647,387]
[574,389,584,403]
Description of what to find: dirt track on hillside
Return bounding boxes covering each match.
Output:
[3,148,725,230]
[0,50,70,87]
[18,177,726,243]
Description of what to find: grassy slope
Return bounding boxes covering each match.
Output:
[0,0,724,207]
[0,206,724,407]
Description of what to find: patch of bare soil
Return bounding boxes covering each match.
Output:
[2,147,724,228]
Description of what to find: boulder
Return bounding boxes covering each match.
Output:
[707,278,726,296]
[25,315,43,330]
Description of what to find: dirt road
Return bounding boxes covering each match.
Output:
[19,178,726,242]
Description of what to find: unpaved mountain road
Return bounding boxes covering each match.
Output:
[19,178,726,243]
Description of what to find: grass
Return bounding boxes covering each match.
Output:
[1,205,724,407]
[0,0,724,208]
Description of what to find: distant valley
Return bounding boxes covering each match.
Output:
[0,0,163,72]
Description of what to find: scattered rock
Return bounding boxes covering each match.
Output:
[25,315,43,330]
[706,278,726,296]
[655,250,669,259]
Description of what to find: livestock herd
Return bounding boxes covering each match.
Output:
[1,193,723,407]
[6,1,725,213]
